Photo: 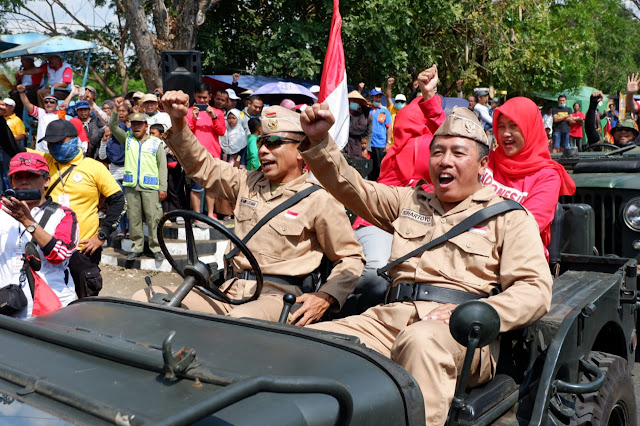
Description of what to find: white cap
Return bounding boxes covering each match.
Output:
[226,88,240,100]
[394,94,407,102]
[3,98,16,107]
[310,85,320,93]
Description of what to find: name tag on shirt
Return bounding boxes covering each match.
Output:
[240,197,258,210]
[58,194,70,208]
[400,208,433,225]
[12,255,23,275]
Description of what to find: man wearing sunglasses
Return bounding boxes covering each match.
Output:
[16,84,59,153]
[0,152,79,318]
[134,90,364,326]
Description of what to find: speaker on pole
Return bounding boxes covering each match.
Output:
[162,50,202,102]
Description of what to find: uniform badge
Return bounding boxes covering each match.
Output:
[284,210,298,220]
[240,197,259,210]
[266,112,278,130]
[464,120,475,133]
[73,173,83,183]
[400,208,433,225]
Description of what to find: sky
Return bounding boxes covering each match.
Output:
[5,0,115,34]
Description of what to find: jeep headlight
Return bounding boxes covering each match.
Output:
[623,198,640,231]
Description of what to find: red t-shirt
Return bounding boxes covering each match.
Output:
[186,106,226,158]
[569,112,585,138]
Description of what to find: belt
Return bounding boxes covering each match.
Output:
[386,282,487,304]
[234,271,304,288]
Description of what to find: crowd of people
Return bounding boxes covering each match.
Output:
[0,53,638,424]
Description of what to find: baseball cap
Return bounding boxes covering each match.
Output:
[85,85,97,94]
[129,112,148,123]
[475,88,490,97]
[41,120,78,144]
[309,85,320,93]
[433,106,489,147]
[75,100,91,109]
[395,94,407,102]
[261,106,304,136]
[43,94,57,102]
[226,89,240,100]
[2,98,15,107]
[142,93,158,103]
[8,152,49,176]
[370,88,383,96]
[132,91,144,100]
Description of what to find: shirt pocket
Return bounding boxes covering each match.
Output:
[439,233,495,289]
[265,219,306,260]
[390,218,433,260]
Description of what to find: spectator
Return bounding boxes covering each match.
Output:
[239,89,253,109]
[102,100,115,120]
[213,89,230,113]
[142,94,171,132]
[185,83,226,221]
[467,95,476,112]
[220,108,248,167]
[605,103,619,129]
[75,100,105,159]
[384,77,407,145]
[489,97,500,115]
[20,55,74,107]
[542,107,554,140]
[569,102,585,149]
[552,95,573,153]
[368,87,392,181]
[0,117,125,298]
[131,91,144,113]
[473,88,493,134]
[109,105,167,261]
[226,89,241,111]
[2,98,26,144]
[98,104,130,239]
[240,95,264,134]
[346,90,369,159]
[246,118,261,171]
[16,84,59,153]
[0,152,79,318]
[10,57,44,118]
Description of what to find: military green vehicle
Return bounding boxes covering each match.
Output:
[0,210,636,425]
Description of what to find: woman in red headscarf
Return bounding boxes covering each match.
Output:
[484,96,576,248]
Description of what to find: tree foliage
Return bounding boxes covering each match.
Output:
[198,0,640,97]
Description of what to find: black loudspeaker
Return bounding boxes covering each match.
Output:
[162,50,202,101]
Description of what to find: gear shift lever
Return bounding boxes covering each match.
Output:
[278,293,297,324]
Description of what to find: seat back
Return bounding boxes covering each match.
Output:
[561,203,595,255]
[547,203,564,265]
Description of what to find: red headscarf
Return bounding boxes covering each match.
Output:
[492,97,575,196]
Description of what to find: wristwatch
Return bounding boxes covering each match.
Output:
[25,224,37,234]
[97,230,108,241]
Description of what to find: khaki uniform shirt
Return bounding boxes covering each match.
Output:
[165,126,365,308]
[301,135,553,332]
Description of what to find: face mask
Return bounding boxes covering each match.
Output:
[559,102,566,107]
[349,102,359,111]
[372,101,381,108]
[395,102,405,110]
[49,137,80,164]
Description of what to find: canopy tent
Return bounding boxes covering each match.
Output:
[203,75,319,96]
[532,86,607,114]
[0,33,48,52]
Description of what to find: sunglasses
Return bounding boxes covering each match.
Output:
[258,135,301,149]
[10,156,47,168]
[44,99,57,104]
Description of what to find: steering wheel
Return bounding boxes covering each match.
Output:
[583,143,619,152]
[157,210,263,305]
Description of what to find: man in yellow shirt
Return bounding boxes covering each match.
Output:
[0,113,125,298]
[384,77,407,146]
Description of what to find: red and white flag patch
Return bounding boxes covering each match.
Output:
[285,210,299,220]
[469,226,487,235]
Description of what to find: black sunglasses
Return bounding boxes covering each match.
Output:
[258,135,302,149]
[44,99,57,104]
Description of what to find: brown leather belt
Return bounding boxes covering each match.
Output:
[386,282,487,304]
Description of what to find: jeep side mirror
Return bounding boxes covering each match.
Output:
[447,301,501,426]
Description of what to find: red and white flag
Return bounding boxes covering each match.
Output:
[318,0,349,149]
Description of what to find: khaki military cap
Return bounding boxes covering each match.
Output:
[433,106,489,147]
[261,106,304,136]
[129,112,148,123]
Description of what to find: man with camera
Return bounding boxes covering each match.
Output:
[0,152,79,318]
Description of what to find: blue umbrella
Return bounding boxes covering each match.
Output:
[252,81,318,106]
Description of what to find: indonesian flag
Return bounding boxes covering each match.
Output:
[318,0,349,149]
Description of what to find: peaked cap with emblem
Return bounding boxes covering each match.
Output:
[433,106,490,147]
[261,105,304,136]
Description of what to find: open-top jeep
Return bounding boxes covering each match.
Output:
[0,206,636,425]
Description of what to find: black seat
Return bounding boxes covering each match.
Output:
[458,374,518,423]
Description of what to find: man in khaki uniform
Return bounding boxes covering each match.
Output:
[134,91,364,326]
[297,69,553,425]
